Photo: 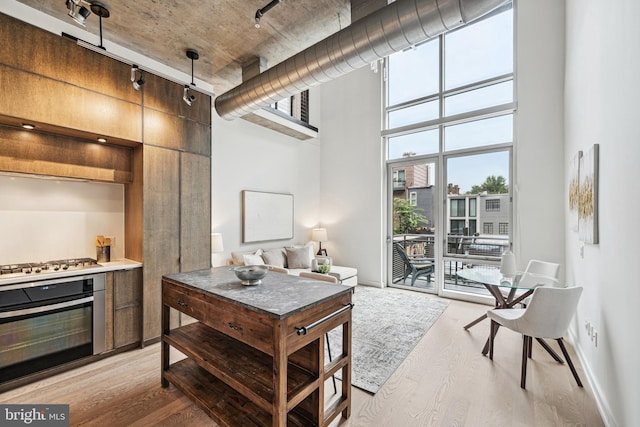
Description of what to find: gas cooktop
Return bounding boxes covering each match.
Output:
[0,258,100,280]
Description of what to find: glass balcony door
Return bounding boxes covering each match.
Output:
[388,159,438,294]
[441,149,512,302]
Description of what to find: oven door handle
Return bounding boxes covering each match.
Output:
[0,296,94,319]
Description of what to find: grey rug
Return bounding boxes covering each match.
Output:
[326,286,449,394]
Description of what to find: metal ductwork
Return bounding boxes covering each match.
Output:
[215,0,509,120]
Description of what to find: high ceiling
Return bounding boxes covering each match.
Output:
[15,0,352,95]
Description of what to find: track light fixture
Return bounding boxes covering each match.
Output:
[183,49,199,106]
[254,0,281,29]
[65,1,110,49]
[66,0,90,26]
[131,65,144,90]
[183,85,196,106]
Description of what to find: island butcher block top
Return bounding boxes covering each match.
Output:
[161,266,353,427]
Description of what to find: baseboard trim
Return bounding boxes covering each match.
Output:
[567,328,616,427]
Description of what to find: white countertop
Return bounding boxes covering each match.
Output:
[97,259,143,271]
[0,259,142,286]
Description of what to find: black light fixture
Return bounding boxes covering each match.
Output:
[64,1,110,49]
[131,65,144,90]
[254,0,281,29]
[89,1,110,50]
[183,49,199,106]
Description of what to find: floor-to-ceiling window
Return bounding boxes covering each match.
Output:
[385,3,514,301]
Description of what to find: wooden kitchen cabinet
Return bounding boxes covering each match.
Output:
[141,146,211,341]
[105,268,143,350]
[0,13,212,345]
[114,268,143,348]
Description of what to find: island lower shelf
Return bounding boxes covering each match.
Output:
[163,321,319,413]
[164,358,317,426]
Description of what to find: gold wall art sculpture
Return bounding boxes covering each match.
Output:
[578,144,599,244]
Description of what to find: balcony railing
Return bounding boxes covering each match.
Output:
[392,233,508,294]
[392,180,406,190]
[446,234,509,259]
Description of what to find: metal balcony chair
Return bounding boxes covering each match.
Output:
[395,243,434,286]
[487,286,584,389]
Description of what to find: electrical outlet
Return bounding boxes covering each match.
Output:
[585,321,591,336]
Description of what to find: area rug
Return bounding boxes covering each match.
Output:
[326,286,449,394]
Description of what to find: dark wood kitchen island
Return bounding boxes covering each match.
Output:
[161,267,353,427]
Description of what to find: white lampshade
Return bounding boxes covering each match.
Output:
[500,249,516,278]
[211,233,224,253]
[311,227,328,242]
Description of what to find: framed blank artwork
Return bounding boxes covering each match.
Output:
[242,190,294,243]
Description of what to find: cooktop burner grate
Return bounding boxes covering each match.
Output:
[0,258,98,276]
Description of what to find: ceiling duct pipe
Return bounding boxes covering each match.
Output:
[215,0,509,120]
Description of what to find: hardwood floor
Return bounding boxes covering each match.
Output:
[0,296,604,426]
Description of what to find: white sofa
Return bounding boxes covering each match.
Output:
[230,244,358,287]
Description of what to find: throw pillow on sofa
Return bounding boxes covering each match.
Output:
[261,248,287,267]
[231,249,263,265]
[243,254,265,265]
[285,246,314,269]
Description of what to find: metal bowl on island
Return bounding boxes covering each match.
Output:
[231,265,268,286]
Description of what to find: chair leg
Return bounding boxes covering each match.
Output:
[521,335,529,389]
[536,338,564,364]
[489,320,496,360]
[557,338,583,387]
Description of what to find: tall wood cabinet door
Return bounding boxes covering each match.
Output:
[114,268,143,348]
[180,152,211,273]
[143,145,180,340]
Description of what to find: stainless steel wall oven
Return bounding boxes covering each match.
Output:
[0,273,106,383]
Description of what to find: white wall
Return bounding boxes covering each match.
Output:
[564,1,640,426]
[318,66,385,286]
[514,0,566,273]
[210,101,322,266]
[0,174,125,263]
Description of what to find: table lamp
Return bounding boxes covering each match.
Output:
[211,233,224,267]
[211,233,224,253]
[311,227,328,255]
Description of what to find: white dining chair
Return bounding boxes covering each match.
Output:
[299,271,338,283]
[487,286,583,389]
[266,265,288,274]
[518,259,560,288]
[517,259,561,307]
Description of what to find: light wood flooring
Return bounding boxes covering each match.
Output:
[0,295,604,426]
